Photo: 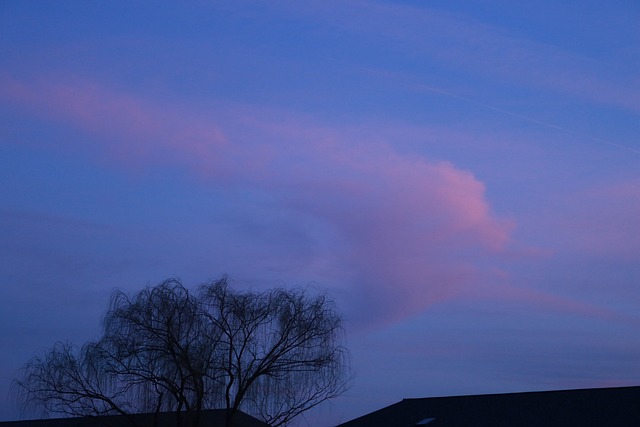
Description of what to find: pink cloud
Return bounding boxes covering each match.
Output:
[5,73,631,328]
[464,276,629,323]
[1,74,518,326]
[0,73,229,174]
[226,114,515,325]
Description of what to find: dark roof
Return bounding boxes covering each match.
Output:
[0,409,269,427]
[337,386,640,427]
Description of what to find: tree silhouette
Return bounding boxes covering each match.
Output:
[13,277,350,427]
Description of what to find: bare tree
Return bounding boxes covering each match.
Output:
[200,281,350,427]
[13,277,350,427]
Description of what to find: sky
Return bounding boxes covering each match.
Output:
[1,0,639,425]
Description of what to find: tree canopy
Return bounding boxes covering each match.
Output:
[13,277,350,427]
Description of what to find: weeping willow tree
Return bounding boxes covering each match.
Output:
[13,277,351,427]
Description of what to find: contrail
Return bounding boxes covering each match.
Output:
[416,83,640,156]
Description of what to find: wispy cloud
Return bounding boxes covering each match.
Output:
[5,72,634,328]
[273,0,640,113]
[0,74,520,325]
[0,72,229,173]
[546,180,640,260]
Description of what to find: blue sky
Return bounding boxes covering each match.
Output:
[1,1,639,425]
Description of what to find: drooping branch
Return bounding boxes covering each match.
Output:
[199,280,352,427]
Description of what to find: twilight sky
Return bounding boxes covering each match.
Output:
[1,0,639,425]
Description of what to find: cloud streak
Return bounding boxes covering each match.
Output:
[1,74,519,326]
[0,73,229,174]
[273,0,640,113]
[4,72,634,328]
